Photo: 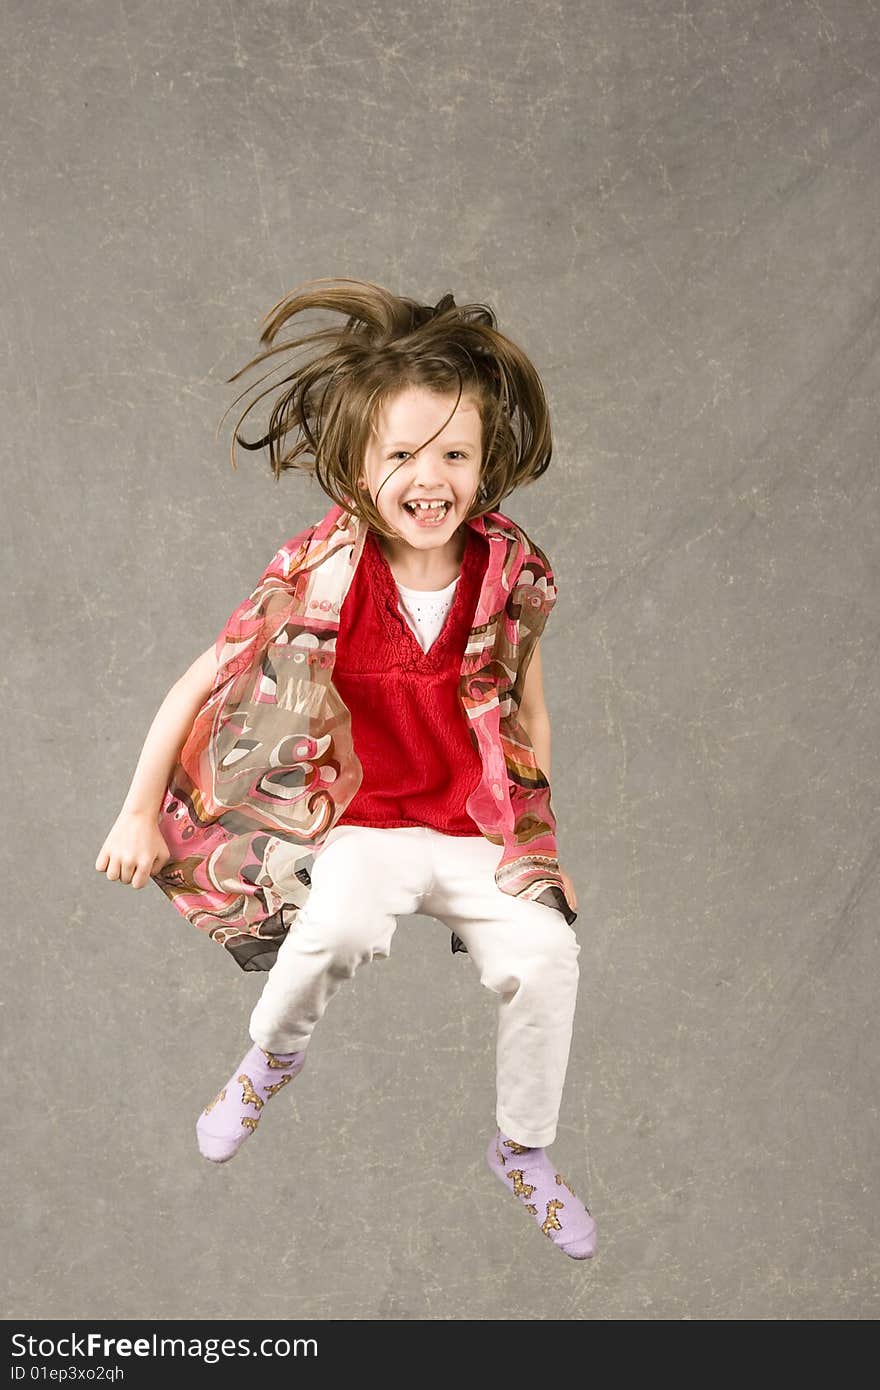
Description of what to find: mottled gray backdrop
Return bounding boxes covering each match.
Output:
[3,0,878,1321]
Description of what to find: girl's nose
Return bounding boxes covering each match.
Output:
[409,453,445,483]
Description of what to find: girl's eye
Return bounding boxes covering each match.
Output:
[388,451,467,460]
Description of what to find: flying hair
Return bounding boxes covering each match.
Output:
[217,276,553,540]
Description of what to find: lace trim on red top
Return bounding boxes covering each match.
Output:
[363,527,485,670]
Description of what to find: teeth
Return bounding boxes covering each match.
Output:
[405,500,450,512]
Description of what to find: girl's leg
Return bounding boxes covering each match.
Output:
[248,824,431,1053]
[197,826,433,1163]
[422,832,596,1259]
[423,834,581,1148]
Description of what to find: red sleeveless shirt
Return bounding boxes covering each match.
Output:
[333,527,489,834]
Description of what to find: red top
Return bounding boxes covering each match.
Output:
[333,527,489,834]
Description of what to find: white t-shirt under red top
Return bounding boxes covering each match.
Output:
[395,575,459,654]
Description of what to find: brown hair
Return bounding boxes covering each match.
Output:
[218,276,553,539]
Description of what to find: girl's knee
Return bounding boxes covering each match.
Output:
[479,942,579,999]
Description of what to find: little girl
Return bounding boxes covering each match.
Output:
[95,277,597,1261]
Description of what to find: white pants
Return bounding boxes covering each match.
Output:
[248,824,581,1147]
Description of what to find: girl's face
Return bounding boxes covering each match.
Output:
[358,385,483,556]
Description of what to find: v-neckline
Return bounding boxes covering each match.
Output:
[367,528,473,667]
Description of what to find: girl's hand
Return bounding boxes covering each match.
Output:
[95,810,172,890]
[559,866,578,912]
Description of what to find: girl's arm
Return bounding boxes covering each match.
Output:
[119,646,219,817]
[95,646,220,888]
[517,643,577,910]
[518,640,551,777]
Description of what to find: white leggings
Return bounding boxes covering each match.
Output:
[248,824,581,1147]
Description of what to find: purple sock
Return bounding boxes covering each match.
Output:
[486,1129,597,1260]
[196,1042,306,1163]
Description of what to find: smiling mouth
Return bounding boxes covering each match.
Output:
[402,500,452,517]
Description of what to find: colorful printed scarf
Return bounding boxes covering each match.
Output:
[150,500,575,971]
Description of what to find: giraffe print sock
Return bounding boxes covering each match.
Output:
[196,1042,306,1163]
[486,1129,597,1260]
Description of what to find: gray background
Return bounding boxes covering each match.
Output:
[3,0,878,1320]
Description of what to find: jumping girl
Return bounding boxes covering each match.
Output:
[95,277,597,1261]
